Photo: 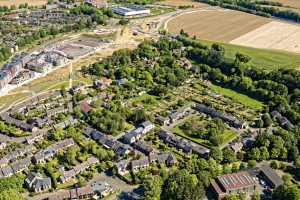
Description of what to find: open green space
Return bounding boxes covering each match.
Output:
[172,125,237,148]
[129,93,159,109]
[200,40,300,70]
[211,84,265,110]
[172,116,237,148]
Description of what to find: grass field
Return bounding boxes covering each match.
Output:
[211,84,265,110]
[167,10,270,42]
[200,40,300,70]
[0,0,47,6]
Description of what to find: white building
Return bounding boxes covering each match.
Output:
[112,6,150,16]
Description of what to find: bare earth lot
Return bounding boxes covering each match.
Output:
[167,10,270,42]
[230,21,300,54]
[159,0,209,8]
[0,0,47,6]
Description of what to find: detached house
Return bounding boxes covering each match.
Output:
[25,172,52,192]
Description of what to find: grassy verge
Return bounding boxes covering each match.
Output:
[199,39,300,70]
[211,84,265,110]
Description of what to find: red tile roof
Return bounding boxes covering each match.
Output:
[80,100,91,114]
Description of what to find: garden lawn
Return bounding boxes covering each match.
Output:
[211,84,265,110]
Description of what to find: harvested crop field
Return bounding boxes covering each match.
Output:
[269,0,300,9]
[159,0,209,8]
[167,10,270,42]
[230,21,300,54]
[0,0,47,6]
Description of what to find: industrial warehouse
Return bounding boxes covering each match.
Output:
[112,6,150,16]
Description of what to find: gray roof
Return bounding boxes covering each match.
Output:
[11,156,32,173]
[131,157,150,168]
[194,104,245,128]
[60,156,98,182]
[91,181,112,193]
[260,165,284,187]
[140,121,153,129]
[1,165,13,177]
[25,172,51,191]
[134,141,154,155]
[0,112,36,131]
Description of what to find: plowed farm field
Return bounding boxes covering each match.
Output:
[167,10,271,42]
[167,9,300,54]
[159,0,209,8]
[0,0,47,6]
[270,0,300,9]
[230,21,300,54]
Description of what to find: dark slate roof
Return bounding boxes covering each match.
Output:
[11,156,32,173]
[260,165,284,187]
[131,157,150,168]
[34,177,52,190]
[0,112,36,131]
[134,141,154,155]
[194,104,245,128]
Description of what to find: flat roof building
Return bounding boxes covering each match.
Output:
[112,6,150,16]
[259,165,284,189]
[211,171,257,200]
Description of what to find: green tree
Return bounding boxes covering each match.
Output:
[223,148,236,163]
[270,160,280,169]
[162,169,204,200]
[262,113,272,127]
[65,146,80,166]
[0,189,25,200]
[224,194,240,200]
[273,185,300,200]
[251,192,260,200]
[210,147,223,162]
[143,176,163,200]
[247,160,257,168]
